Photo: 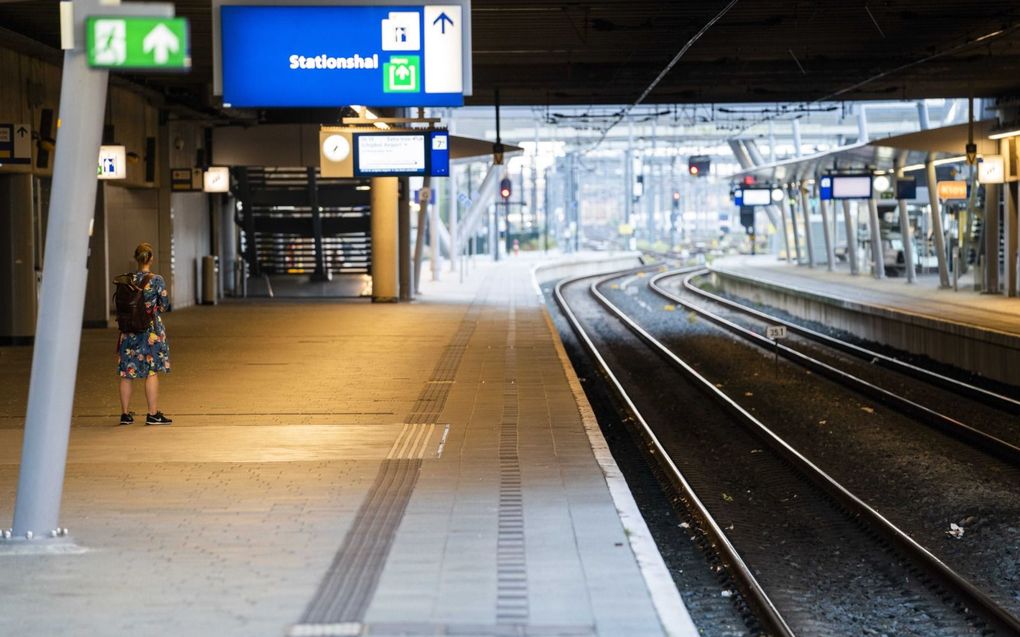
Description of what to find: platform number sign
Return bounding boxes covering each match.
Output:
[766,325,787,340]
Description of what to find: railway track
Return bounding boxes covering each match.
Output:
[648,268,1020,462]
[553,265,1020,636]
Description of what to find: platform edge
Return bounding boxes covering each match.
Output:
[534,282,699,637]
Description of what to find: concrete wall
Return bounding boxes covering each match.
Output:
[0,42,222,336]
[172,192,211,308]
[711,270,1020,387]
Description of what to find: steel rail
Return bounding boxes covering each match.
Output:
[677,268,1020,415]
[590,269,1020,636]
[553,268,796,637]
[646,269,1020,467]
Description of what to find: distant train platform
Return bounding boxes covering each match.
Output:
[708,255,1020,385]
[0,255,693,637]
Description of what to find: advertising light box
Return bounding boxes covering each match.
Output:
[741,188,772,206]
[219,5,465,108]
[831,175,872,199]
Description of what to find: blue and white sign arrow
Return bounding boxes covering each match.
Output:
[433,11,454,34]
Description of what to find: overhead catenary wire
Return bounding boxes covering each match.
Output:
[585,0,740,154]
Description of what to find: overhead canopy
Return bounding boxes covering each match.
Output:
[733,120,999,184]
[450,135,524,161]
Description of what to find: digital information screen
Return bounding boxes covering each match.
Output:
[741,188,772,206]
[351,131,450,177]
[831,175,873,199]
[355,133,427,176]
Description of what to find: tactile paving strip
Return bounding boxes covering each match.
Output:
[496,300,528,625]
[297,304,481,627]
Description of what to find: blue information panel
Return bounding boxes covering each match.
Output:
[220,5,464,108]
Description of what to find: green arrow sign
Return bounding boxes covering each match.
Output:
[86,16,190,70]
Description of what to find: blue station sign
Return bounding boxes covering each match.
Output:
[219,5,465,108]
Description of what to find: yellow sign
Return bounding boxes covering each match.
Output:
[936,181,967,200]
[618,223,634,236]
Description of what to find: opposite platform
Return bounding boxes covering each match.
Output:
[0,255,694,637]
[709,255,1020,385]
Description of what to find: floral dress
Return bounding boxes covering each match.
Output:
[116,272,171,378]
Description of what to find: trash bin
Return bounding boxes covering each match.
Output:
[201,255,219,305]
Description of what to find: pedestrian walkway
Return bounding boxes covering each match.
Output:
[0,254,694,637]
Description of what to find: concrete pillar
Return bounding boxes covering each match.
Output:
[857,106,869,143]
[895,164,917,284]
[792,119,803,157]
[428,176,439,280]
[788,198,803,264]
[448,174,458,274]
[398,177,412,301]
[370,177,399,302]
[799,183,815,267]
[983,182,1000,293]
[0,174,37,344]
[83,183,110,327]
[13,24,110,538]
[842,200,860,275]
[926,158,951,288]
[868,196,885,279]
[818,194,835,271]
[778,201,793,263]
[1001,138,1017,297]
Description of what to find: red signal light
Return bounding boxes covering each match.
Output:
[689,165,699,176]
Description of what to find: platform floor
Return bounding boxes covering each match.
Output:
[711,255,1020,337]
[0,256,692,637]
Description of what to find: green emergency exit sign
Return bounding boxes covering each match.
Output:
[85,16,190,70]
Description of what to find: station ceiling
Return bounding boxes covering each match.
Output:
[1,0,1019,111]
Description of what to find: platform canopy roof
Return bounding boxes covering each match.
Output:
[732,120,1003,184]
[0,1,1019,112]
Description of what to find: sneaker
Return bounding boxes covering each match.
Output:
[145,412,173,426]
[119,412,134,426]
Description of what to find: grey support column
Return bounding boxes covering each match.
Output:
[896,163,917,283]
[818,193,836,271]
[799,182,815,267]
[983,181,1000,293]
[867,196,886,278]
[842,199,860,275]
[12,10,110,538]
[448,175,457,274]
[1004,139,1018,297]
[370,177,398,302]
[398,176,411,301]
[925,157,951,288]
[427,176,439,280]
[778,201,793,263]
[788,198,803,264]
[308,167,327,281]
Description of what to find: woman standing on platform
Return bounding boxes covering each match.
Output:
[114,242,173,426]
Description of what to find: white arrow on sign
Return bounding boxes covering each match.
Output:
[143,23,179,64]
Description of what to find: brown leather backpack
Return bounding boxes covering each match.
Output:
[112,273,155,333]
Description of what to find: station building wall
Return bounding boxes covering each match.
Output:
[0,43,219,340]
